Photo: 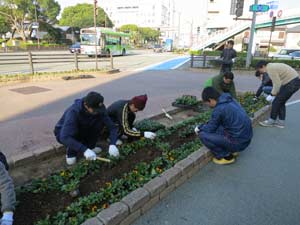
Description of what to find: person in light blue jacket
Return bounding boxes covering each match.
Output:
[195,87,253,165]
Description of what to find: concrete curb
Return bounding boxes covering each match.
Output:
[80,105,271,225]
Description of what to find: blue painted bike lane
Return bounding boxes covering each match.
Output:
[145,57,190,71]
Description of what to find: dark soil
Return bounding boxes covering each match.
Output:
[14,127,198,225]
[14,146,162,225]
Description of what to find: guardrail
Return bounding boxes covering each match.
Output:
[0,52,114,74]
[190,55,217,68]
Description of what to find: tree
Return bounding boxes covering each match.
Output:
[59,3,113,28]
[119,24,160,45]
[139,27,160,42]
[0,14,10,34]
[0,0,60,41]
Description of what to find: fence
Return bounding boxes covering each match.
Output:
[190,54,218,68]
[0,52,114,74]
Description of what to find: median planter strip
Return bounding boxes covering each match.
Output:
[143,176,167,197]
[81,104,270,225]
[121,188,150,213]
[97,202,129,225]
[7,93,269,225]
[81,217,104,225]
[159,167,181,186]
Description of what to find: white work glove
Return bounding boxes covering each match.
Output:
[1,212,13,225]
[144,131,156,139]
[84,149,97,161]
[232,58,236,63]
[194,126,200,134]
[109,145,120,157]
[266,95,275,102]
[132,127,138,132]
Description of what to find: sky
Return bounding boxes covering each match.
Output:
[56,0,300,24]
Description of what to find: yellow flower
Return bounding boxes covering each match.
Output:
[156,167,163,173]
[105,182,112,188]
[91,205,98,212]
[169,157,174,161]
[133,170,138,175]
[102,203,109,209]
[139,177,144,181]
[60,171,65,177]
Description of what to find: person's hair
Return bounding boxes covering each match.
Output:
[255,60,269,69]
[224,71,234,80]
[202,87,221,102]
[255,71,261,77]
[227,40,234,46]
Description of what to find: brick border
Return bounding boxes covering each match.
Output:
[80,105,271,225]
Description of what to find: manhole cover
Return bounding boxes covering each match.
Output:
[10,86,51,95]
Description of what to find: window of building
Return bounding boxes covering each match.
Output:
[278,32,285,39]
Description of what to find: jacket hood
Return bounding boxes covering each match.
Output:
[217,93,233,105]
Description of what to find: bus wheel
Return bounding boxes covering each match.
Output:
[122,49,126,56]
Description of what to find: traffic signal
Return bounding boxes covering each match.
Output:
[271,16,276,32]
[235,0,244,17]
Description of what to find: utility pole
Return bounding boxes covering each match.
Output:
[246,0,258,68]
[94,0,98,70]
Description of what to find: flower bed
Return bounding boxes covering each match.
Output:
[11,93,267,225]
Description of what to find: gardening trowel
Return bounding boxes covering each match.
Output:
[162,108,173,120]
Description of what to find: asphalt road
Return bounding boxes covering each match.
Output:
[0,50,181,74]
[134,102,300,225]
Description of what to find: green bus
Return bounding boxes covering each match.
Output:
[80,27,131,56]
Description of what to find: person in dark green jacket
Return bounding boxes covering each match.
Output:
[204,71,237,99]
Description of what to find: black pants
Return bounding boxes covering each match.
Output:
[271,77,300,120]
[220,64,232,73]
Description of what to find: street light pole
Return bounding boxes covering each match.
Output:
[246,0,258,68]
[94,0,98,70]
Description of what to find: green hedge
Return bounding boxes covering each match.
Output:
[190,50,247,58]
[251,58,300,69]
[210,57,300,69]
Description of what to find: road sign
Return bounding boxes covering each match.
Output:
[249,4,270,12]
[267,1,279,10]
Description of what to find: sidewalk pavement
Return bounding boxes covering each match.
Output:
[133,102,300,225]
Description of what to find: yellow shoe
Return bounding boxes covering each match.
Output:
[213,157,235,165]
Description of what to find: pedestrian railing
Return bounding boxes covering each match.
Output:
[190,54,218,68]
[0,52,114,74]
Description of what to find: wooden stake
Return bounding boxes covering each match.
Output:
[96,157,111,163]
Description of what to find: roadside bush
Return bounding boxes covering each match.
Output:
[251,58,300,69]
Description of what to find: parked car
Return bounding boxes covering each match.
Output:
[153,44,163,53]
[272,48,300,60]
[69,42,81,53]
